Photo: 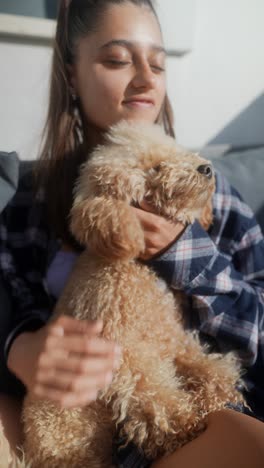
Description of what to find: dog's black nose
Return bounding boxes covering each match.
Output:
[197,164,213,179]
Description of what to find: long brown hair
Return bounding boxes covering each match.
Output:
[36,0,175,248]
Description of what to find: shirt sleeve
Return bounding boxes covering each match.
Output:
[0,171,55,359]
[148,172,264,368]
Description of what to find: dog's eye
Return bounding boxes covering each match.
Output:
[152,164,161,172]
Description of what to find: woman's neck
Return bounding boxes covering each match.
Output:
[82,120,106,153]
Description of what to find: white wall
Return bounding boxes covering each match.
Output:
[0,40,52,160]
[0,38,51,159]
[167,0,264,147]
[0,0,264,159]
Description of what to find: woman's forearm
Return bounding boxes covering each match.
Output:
[7,331,38,386]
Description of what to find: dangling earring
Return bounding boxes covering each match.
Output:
[69,89,83,144]
[71,90,77,102]
[69,85,77,102]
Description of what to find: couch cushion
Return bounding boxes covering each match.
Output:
[0,151,24,395]
[0,151,19,212]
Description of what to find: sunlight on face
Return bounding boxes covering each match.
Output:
[70,2,167,131]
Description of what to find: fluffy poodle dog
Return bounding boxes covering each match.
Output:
[0,420,28,468]
[20,121,243,467]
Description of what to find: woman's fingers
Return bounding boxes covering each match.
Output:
[131,205,185,260]
[25,316,123,406]
[36,352,120,385]
[7,317,122,408]
[49,316,103,337]
[131,205,161,230]
[34,366,113,394]
[33,363,115,408]
[63,335,119,355]
[42,333,119,357]
[33,385,99,408]
[41,353,121,375]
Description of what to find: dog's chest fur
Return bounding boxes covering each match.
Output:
[54,252,185,355]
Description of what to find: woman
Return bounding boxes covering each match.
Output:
[0,1,264,466]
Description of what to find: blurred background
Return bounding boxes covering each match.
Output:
[0,0,57,20]
[0,0,263,159]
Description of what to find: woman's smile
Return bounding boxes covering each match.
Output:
[123,95,155,108]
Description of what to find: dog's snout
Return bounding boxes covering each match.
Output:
[197,164,213,179]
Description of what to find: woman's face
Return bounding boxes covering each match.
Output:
[70,1,167,132]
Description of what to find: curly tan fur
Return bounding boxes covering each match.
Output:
[21,121,244,467]
[0,422,29,468]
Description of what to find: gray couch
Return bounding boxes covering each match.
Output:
[0,147,264,394]
[0,151,19,329]
[0,152,21,394]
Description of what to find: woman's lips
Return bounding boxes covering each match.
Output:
[123,99,154,108]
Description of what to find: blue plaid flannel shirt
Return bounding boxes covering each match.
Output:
[0,168,264,466]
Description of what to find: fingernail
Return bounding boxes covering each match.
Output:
[91,391,98,401]
[105,371,113,384]
[114,345,122,356]
[52,326,64,337]
[95,320,103,330]
[113,356,121,369]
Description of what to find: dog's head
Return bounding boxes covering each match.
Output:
[71,121,215,255]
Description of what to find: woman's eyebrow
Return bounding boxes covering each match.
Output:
[99,39,167,55]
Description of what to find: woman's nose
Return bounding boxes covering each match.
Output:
[132,64,156,89]
[197,164,213,179]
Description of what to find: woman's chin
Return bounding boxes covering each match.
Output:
[120,109,159,124]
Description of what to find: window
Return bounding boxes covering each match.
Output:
[0,0,58,20]
[0,0,59,42]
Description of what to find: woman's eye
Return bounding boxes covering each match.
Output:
[151,64,165,73]
[105,60,131,66]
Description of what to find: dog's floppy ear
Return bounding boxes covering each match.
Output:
[70,196,145,260]
[69,147,147,259]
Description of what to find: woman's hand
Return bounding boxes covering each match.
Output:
[132,201,185,260]
[7,316,121,409]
